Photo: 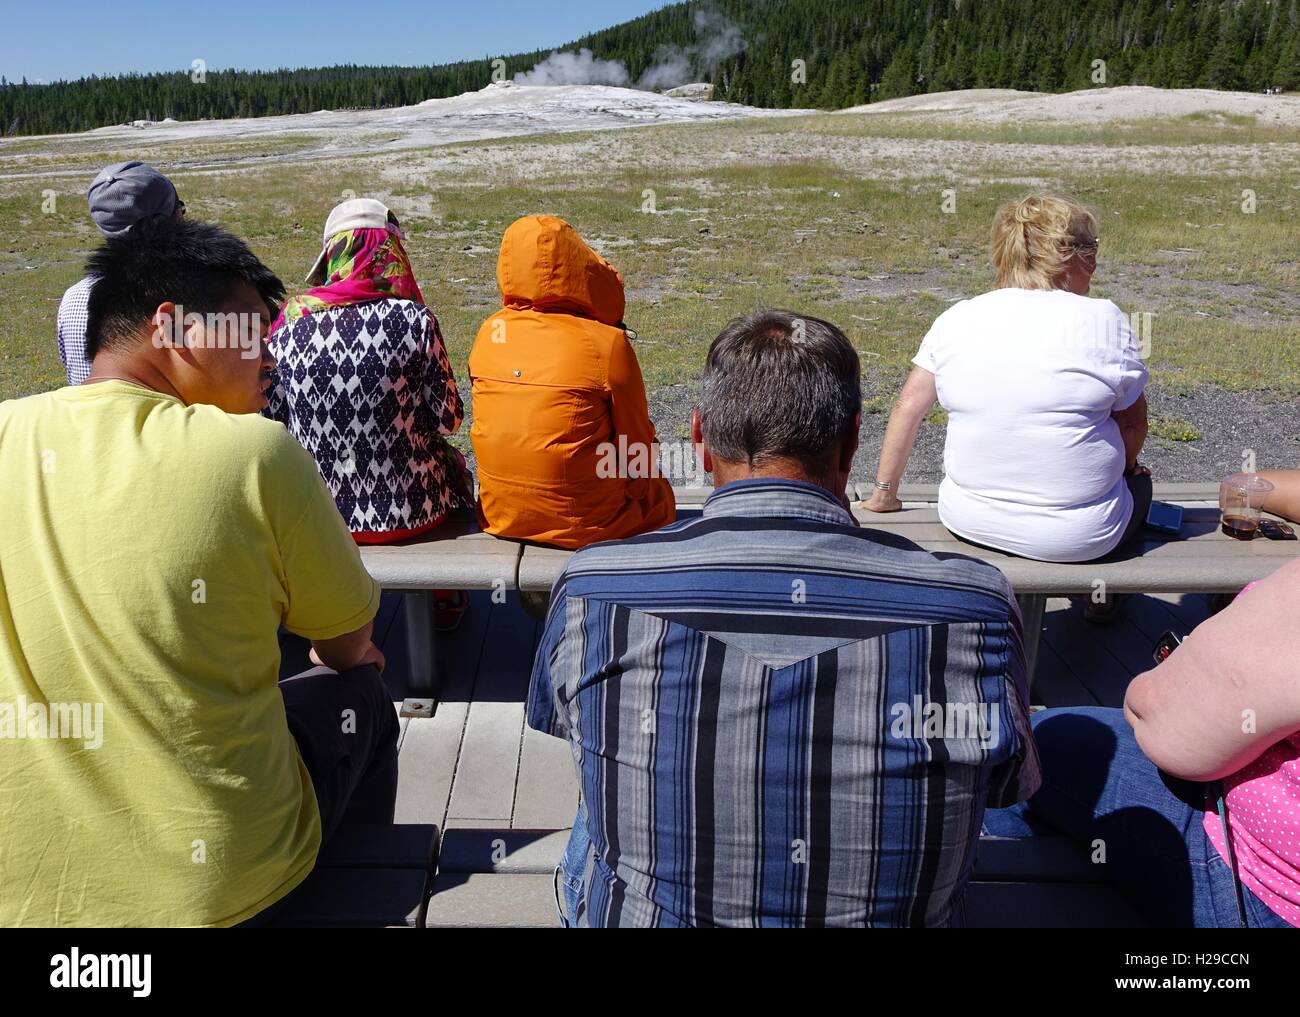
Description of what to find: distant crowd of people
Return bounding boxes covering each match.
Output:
[1,160,1298,928]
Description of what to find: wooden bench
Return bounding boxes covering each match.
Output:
[360,511,521,697]
[424,827,1144,928]
[363,483,1300,689]
[268,823,439,928]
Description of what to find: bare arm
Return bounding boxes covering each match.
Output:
[864,366,937,513]
[1111,392,1148,473]
[310,620,386,673]
[1256,469,1300,525]
[1124,559,1300,781]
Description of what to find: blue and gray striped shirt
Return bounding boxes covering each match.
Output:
[527,478,1040,927]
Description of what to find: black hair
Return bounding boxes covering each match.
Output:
[84,216,285,360]
[700,309,861,474]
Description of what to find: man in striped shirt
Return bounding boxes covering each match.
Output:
[527,310,1040,927]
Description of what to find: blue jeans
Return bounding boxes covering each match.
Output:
[983,706,1291,928]
[555,802,589,928]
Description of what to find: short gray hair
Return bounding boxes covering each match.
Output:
[699,310,861,473]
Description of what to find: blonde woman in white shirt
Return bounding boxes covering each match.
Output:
[865,195,1151,576]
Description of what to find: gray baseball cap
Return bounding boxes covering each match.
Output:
[87,161,180,237]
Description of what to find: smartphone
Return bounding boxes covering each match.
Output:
[1153,630,1183,665]
[1258,519,1297,541]
[1145,501,1184,536]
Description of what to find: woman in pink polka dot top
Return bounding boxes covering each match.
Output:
[984,556,1300,928]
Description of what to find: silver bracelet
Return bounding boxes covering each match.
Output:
[875,481,894,492]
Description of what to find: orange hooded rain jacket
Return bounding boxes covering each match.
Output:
[468,216,675,549]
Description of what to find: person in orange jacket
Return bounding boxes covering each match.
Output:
[469,215,676,549]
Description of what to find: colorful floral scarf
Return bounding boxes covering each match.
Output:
[277,226,425,329]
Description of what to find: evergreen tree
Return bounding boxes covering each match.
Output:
[2,0,1289,135]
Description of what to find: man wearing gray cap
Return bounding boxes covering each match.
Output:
[55,160,183,385]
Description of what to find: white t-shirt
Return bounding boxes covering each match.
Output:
[913,288,1149,563]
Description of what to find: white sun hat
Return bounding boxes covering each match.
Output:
[305,198,394,284]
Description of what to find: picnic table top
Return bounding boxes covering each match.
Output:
[358,483,1300,595]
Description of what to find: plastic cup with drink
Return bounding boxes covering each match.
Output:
[1219,472,1275,540]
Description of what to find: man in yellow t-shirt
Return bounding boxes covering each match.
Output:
[0,217,394,927]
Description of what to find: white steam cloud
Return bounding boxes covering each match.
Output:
[511,7,745,92]
[637,50,693,92]
[513,48,630,87]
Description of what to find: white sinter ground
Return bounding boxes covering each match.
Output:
[838,85,1300,127]
[64,81,811,153]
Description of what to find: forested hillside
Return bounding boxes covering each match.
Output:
[3,0,1297,136]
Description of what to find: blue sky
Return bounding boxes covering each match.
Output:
[0,0,670,83]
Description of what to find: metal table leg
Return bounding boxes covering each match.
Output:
[403,590,437,703]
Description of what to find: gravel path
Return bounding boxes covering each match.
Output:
[454,379,1297,487]
[637,380,1300,485]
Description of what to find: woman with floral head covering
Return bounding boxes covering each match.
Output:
[267,198,471,544]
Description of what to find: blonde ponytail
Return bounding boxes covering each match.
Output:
[991,194,1098,290]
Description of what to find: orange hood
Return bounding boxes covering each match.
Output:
[496,215,625,325]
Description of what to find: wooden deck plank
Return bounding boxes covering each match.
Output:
[470,595,537,703]
[390,591,498,826]
[1103,593,1208,667]
[425,872,557,928]
[442,817,519,830]
[1033,601,1103,709]
[1051,597,1161,679]
[446,699,526,822]
[1095,612,1168,682]
[512,725,580,830]
[394,704,467,827]
[274,867,430,928]
[441,596,535,822]
[434,590,495,702]
[314,823,438,870]
[439,828,571,873]
[1121,595,1187,643]
[1146,592,1215,634]
[1040,604,1139,708]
